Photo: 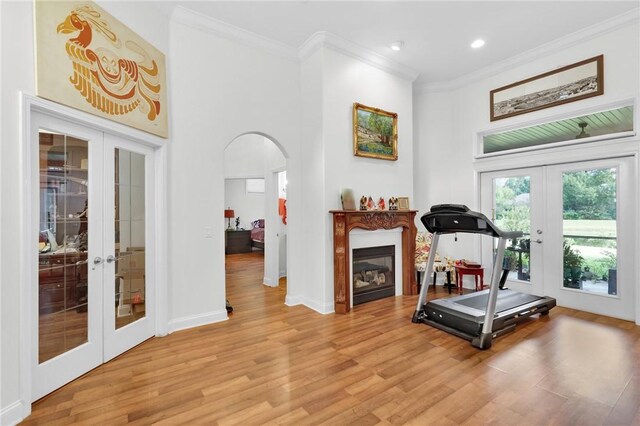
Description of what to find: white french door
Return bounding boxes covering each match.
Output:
[481,157,636,320]
[32,112,156,400]
[544,158,635,319]
[480,167,544,296]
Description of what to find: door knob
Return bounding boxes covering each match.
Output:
[106,255,117,263]
[536,229,543,234]
[533,239,543,244]
[92,256,104,270]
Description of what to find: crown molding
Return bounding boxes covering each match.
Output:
[171,6,418,82]
[171,6,300,62]
[414,7,640,94]
[299,31,419,82]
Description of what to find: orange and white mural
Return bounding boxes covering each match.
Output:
[35,1,168,138]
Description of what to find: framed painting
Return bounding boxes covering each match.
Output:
[490,55,604,122]
[34,1,168,138]
[353,103,398,161]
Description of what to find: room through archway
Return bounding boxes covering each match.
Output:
[223,133,288,313]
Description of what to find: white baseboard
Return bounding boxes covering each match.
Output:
[285,294,302,306]
[279,270,287,278]
[285,295,334,314]
[1,400,29,426]
[262,276,277,287]
[167,309,228,334]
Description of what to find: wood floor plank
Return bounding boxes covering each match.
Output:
[23,251,640,425]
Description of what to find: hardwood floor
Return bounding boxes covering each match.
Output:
[24,252,640,425]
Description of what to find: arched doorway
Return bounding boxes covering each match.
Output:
[223,133,288,313]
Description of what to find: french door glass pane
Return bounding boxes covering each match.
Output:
[38,131,89,363]
[114,149,146,329]
[562,168,617,294]
[494,176,531,282]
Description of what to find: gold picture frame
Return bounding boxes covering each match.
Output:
[397,197,409,210]
[490,55,604,122]
[353,103,398,161]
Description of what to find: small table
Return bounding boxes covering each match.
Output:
[455,266,485,294]
[225,230,252,254]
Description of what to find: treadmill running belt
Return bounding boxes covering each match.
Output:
[455,291,542,313]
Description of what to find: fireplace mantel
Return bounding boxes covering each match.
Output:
[329,210,418,314]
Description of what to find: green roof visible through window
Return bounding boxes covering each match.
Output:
[483,105,634,154]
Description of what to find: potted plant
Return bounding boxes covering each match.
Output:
[563,241,583,288]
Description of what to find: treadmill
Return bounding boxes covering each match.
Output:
[412,204,556,349]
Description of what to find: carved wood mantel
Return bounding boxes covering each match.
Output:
[330,210,418,314]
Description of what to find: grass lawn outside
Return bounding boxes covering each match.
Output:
[563,219,616,238]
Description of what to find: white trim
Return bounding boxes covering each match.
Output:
[171,6,299,62]
[263,276,277,287]
[170,7,419,82]
[414,8,640,93]
[299,32,419,82]
[0,400,29,426]
[155,145,169,337]
[284,294,303,306]
[18,93,33,419]
[24,95,166,148]
[284,294,333,314]
[167,310,228,334]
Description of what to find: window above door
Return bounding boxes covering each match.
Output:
[478,99,636,158]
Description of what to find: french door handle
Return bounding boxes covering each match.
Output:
[106,255,117,264]
[533,239,543,244]
[92,256,104,270]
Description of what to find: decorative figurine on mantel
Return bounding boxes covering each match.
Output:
[378,197,386,210]
[389,197,398,210]
[360,196,368,211]
[367,196,375,210]
[235,217,240,230]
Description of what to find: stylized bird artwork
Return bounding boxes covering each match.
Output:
[56,5,161,121]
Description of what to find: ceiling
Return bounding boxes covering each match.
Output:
[163,1,640,84]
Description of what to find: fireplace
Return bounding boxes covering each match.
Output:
[352,245,395,305]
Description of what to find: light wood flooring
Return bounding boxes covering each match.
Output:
[24,252,640,425]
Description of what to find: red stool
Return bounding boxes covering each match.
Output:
[455,266,485,294]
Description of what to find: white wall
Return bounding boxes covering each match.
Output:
[414,20,640,280]
[299,47,415,313]
[224,179,265,230]
[224,134,268,178]
[0,1,170,421]
[167,13,302,331]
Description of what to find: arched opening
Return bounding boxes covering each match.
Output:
[223,133,288,314]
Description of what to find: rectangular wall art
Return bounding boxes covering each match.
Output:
[353,103,398,161]
[490,55,604,122]
[35,1,169,138]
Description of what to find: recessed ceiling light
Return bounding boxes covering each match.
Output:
[390,41,404,51]
[471,39,485,49]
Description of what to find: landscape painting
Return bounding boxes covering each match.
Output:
[490,55,603,121]
[353,103,398,161]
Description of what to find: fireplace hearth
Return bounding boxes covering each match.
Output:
[352,245,395,305]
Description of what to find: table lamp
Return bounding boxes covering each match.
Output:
[224,208,235,230]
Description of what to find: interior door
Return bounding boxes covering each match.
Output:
[480,167,544,296]
[32,113,156,400]
[544,157,635,320]
[32,112,104,400]
[102,134,155,361]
